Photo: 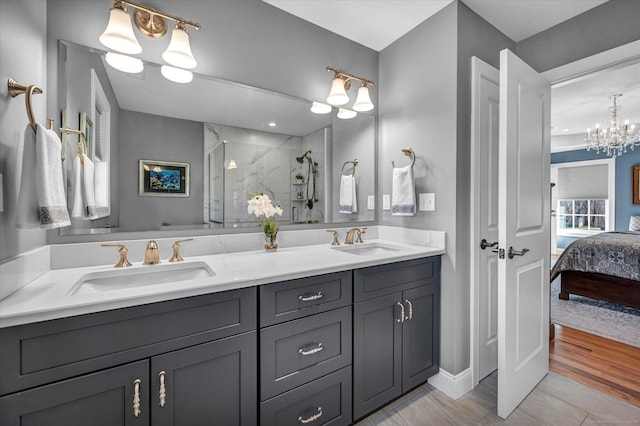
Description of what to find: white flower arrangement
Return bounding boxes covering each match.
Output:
[247,193,283,247]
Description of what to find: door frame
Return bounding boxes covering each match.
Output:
[470,39,640,388]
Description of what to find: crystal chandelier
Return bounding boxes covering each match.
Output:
[584,94,639,157]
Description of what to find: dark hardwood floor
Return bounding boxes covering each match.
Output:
[550,324,640,408]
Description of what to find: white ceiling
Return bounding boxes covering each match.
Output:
[262,0,609,50]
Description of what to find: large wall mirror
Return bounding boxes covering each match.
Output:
[58,40,375,235]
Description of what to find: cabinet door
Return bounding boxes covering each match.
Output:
[402,283,440,392]
[151,331,257,426]
[0,360,149,426]
[353,293,402,420]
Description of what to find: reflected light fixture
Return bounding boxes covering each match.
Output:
[310,101,332,114]
[324,66,374,111]
[105,52,144,73]
[337,108,357,120]
[100,0,200,80]
[584,94,639,157]
[161,65,193,83]
[225,159,237,170]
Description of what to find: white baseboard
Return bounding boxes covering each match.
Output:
[428,368,473,400]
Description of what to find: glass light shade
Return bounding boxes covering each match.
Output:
[310,101,332,114]
[162,25,197,69]
[161,65,193,83]
[353,84,374,112]
[337,108,357,119]
[327,77,349,105]
[105,52,144,73]
[99,6,142,54]
[225,159,237,170]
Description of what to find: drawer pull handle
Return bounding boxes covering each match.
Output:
[405,299,413,321]
[298,406,323,424]
[299,291,324,302]
[133,379,142,418]
[159,371,166,407]
[396,302,405,323]
[299,343,323,356]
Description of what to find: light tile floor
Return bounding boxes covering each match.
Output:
[356,371,640,425]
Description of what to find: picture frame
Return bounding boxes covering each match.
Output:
[139,160,190,197]
[633,165,640,205]
[79,112,93,158]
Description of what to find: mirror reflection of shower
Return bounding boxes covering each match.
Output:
[296,150,319,209]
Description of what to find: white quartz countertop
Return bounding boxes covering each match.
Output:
[0,239,444,328]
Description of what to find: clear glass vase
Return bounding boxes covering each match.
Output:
[264,231,278,252]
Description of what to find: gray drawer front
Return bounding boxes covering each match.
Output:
[261,366,352,426]
[0,287,256,396]
[261,306,352,400]
[354,257,440,302]
[260,271,352,327]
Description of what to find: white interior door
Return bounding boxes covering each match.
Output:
[471,57,500,383]
[497,49,551,419]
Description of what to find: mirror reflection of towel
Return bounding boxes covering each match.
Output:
[71,154,97,220]
[339,175,357,214]
[392,165,416,216]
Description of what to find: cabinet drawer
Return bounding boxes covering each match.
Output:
[261,366,352,426]
[0,287,256,396]
[260,271,352,327]
[354,257,440,302]
[260,306,352,400]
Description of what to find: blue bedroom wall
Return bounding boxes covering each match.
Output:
[551,149,640,231]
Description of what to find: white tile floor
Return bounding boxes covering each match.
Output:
[356,371,640,425]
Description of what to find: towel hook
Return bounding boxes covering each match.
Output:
[341,159,358,176]
[8,78,43,133]
[60,127,88,166]
[391,147,416,168]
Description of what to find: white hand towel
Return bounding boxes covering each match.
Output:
[391,165,416,216]
[339,175,357,214]
[16,124,71,228]
[71,154,98,220]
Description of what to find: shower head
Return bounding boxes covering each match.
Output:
[296,150,312,163]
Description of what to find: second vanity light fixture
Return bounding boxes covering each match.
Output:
[312,66,375,119]
[99,0,200,83]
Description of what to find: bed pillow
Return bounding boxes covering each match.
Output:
[629,215,640,232]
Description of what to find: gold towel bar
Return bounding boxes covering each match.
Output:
[341,159,358,176]
[8,78,42,133]
[392,147,416,168]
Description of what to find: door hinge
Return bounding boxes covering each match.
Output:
[498,248,505,259]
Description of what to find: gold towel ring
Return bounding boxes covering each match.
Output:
[391,147,416,168]
[341,159,358,176]
[8,78,43,133]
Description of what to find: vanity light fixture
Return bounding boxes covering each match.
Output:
[325,66,374,111]
[100,0,200,77]
[337,108,357,120]
[310,101,332,114]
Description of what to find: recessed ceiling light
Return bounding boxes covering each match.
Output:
[562,128,570,132]
[268,122,276,127]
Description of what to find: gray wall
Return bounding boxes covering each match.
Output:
[118,110,204,231]
[0,0,48,261]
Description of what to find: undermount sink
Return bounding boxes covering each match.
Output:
[68,261,215,296]
[332,243,401,256]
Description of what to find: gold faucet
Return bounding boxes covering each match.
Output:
[143,241,161,265]
[344,227,367,245]
[101,243,132,268]
[326,230,340,246]
[169,238,194,262]
[356,227,367,243]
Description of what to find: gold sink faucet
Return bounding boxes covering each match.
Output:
[344,227,367,245]
[143,241,161,265]
[326,230,340,246]
[169,238,194,262]
[101,243,132,268]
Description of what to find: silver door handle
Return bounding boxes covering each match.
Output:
[159,371,166,407]
[299,343,323,356]
[299,291,323,302]
[480,239,498,250]
[133,379,142,418]
[396,302,405,323]
[508,246,530,259]
[405,300,413,321]
[298,406,322,423]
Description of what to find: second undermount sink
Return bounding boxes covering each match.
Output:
[68,261,215,296]
[332,242,401,256]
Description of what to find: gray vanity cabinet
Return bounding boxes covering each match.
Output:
[0,287,257,426]
[352,257,441,420]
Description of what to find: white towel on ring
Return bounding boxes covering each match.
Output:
[71,153,98,220]
[391,165,416,216]
[339,175,357,214]
[16,123,71,228]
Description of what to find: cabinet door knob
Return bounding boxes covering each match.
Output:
[299,342,324,356]
[405,299,413,321]
[159,371,167,408]
[298,406,323,424]
[396,302,405,323]
[133,379,142,418]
